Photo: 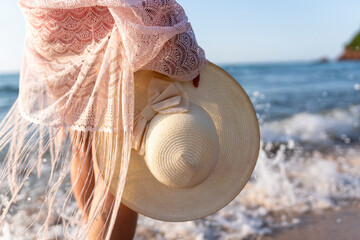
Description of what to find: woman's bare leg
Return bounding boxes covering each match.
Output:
[70,130,95,222]
[87,158,138,240]
[70,130,138,239]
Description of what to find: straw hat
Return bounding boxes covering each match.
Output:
[93,62,260,221]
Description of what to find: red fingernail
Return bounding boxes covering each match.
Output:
[193,74,200,88]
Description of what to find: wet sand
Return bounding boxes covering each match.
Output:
[261,203,360,240]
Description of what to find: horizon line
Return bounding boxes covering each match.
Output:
[0,58,349,75]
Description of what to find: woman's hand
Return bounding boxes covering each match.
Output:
[193,74,200,88]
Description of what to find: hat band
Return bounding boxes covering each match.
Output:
[132,78,189,155]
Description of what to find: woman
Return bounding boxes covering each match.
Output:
[0,1,206,239]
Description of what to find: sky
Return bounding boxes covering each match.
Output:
[1,0,360,73]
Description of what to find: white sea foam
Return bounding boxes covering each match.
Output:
[261,105,360,146]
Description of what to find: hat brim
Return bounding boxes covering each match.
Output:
[94,62,260,221]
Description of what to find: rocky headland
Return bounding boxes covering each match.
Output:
[339,31,360,61]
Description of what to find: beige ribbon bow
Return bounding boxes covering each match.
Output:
[132,78,189,155]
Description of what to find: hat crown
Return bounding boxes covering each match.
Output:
[145,103,220,188]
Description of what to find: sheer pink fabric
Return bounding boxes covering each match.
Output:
[0,1,206,239]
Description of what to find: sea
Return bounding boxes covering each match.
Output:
[0,61,360,239]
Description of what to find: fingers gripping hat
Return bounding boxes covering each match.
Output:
[93,62,260,221]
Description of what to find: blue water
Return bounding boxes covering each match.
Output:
[0,73,18,118]
[223,61,360,122]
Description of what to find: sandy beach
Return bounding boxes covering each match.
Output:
[133,203,360,240]
[261,203,360,240]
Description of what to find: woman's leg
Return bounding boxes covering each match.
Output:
[70,130,95,222]
[87,157,138,240]
[70,130,138,239]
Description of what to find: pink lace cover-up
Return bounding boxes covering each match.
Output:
[0,1,206,239]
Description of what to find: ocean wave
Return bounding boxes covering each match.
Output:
[260,104,360,148]
[0,86,19,95]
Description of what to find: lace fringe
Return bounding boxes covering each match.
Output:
[0,100,130,240]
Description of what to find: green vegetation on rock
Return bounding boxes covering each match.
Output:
[347,32,360,51]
